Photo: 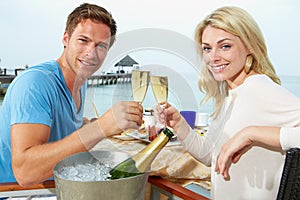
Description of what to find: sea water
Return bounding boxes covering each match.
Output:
[83,75,300,119]
[1,76,300,116]
[281,76,300,97]
[83,82,210,119]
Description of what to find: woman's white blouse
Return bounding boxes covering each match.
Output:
[180,74,300,199]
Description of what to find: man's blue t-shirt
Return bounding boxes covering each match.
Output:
[0,60,86,183]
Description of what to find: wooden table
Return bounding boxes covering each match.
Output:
[93,137,211,180]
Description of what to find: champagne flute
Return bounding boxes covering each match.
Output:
[150,76,168,128]
[131,70,150,103]
[131,69,150,137]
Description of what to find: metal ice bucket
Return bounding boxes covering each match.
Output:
[54,151,149,200]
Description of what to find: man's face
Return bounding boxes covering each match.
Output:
[63,19,111,79]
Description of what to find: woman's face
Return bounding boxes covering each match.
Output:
[201,25,251,89]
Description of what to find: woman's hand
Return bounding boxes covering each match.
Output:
[154,102,191,140]
[215,127,253,181]
[215,126,281,181]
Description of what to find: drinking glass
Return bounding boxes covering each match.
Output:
[131,70,150,103]
[131,69,150,136]
[150,76,168,128]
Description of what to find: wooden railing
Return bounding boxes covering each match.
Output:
[0,180,55,192]
[0,177,210,199]
[148,176,210,200]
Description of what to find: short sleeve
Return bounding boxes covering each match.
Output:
[9,70,57,127]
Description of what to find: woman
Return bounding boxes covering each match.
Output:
[157,6,300,199]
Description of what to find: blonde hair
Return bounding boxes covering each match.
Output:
[194,6,280,116]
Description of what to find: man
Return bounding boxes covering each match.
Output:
[0,3,143,187]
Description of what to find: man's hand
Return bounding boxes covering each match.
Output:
[99,101,143,136]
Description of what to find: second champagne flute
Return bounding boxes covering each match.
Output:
[150,76,168,128]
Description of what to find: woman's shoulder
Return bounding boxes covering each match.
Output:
[241,74,278,91]
[245,74,273,84]
[239,74,298,100]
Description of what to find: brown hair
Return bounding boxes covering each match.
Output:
[65,3,117,47]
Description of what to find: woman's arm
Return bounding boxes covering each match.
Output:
[215,126,281,180]
[155,103,213,166]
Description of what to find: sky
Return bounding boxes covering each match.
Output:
[0,0,299,76]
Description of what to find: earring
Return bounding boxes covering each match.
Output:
[244,55,253,73]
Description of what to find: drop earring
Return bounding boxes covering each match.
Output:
[244,55,253,73]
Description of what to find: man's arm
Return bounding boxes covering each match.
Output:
[11,101,143,187]
[11,123,86,187]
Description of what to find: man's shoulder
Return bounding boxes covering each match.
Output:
[27,60,60,75]
[9,60,62,93]
[17,60,61,82]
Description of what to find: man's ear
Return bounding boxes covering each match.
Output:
[62,31,69,48]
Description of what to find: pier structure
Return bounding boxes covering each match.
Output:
[0,73,132,96]
[0,73,131,88]
[0,76,15,96]
[87,73,131,87]
[0,75,15,84]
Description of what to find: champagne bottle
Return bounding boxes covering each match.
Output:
[109,128,174,180]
